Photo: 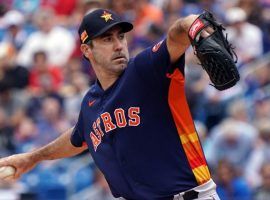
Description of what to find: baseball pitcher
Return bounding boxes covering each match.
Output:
[0,8,239,200]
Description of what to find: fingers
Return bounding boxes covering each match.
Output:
[13,169,22,180]
[0,156,18,176]
[0,156,16,168]
[0,178,17,185]
[0,158,9,168]
[0,154,35,181]
[200,26,214,38]
[3,176,17,182]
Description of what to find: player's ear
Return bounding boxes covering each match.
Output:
[80,44,93,60]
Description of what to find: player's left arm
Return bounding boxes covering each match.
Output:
[168,11,240,90]
[167,14,199,63]
[167,14,213,63]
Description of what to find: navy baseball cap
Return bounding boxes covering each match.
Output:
[78,9,133,44]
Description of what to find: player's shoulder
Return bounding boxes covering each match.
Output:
[132,39,170,67]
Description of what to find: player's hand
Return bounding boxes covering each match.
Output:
[0,153,39,180]
[188,11,239,90]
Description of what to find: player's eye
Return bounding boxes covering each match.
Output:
[103,36,113,42]
[118,33,125,40]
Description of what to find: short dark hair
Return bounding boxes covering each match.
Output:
[87,40,94,48]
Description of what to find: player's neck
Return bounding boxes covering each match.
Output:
[91,63,124,90]
[98,76,118,90]
[94,70,120,90]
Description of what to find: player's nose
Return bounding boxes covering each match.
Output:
[114,38,124,51]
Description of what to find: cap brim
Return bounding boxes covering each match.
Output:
[92,21,133,39]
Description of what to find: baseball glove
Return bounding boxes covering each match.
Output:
[188,11,240,91]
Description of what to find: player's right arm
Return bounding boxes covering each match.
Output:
[0,127,87,180]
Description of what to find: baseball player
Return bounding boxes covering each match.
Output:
[0,8,239,200]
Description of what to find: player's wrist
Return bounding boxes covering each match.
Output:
[28,151,43,164]
[185,14,200,32]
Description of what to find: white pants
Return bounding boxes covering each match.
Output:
[119,179,220,200]
[173,179,220,200]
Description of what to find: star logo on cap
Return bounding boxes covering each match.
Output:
[101,11,113,22]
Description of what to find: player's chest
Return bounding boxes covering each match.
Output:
[82,86,145,152]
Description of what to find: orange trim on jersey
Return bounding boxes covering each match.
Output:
[180,132,198,144]
[193,165,211,184]
[182,142,204,162]
[167,68,210,185]
[183,141,204,161]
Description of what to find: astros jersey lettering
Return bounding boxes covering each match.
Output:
[71,40,211,199]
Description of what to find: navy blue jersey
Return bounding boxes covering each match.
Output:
[71,39,211,200]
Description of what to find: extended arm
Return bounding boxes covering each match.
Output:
[0,127,87,179]
[31,127,87,161]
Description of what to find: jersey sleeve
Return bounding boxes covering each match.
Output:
[133,38,185,84]
[70,110,85,147]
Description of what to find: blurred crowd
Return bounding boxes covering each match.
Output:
[0,0,270,199]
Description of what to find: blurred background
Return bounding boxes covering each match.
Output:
[0,0,270,199]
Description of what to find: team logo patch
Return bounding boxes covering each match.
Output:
[89,100,96,107]
[189,18,204,40]
[152,40,163,52]
[101,11,113,22]
[81,30,88,43]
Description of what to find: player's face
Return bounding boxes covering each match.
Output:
[90,26,129,75]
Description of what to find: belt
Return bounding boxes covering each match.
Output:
[182,190,199,200]
[119,190,199,200]
[174,179,217,200]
